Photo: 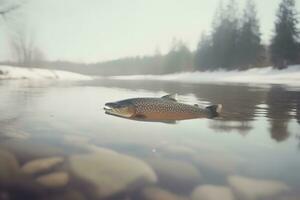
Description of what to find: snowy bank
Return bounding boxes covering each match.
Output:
[0,66,93,81]
[110,65,300,86]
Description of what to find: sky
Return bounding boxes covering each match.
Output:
[0,0,291,63]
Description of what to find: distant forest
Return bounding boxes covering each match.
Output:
[1,0,300,76]
[195,0,300,71]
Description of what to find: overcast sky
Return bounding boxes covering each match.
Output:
[0,0,291,63]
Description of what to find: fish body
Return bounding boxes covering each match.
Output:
[104,94,222,122]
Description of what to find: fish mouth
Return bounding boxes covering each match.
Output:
[103,102,134,118]
[103,103,123,116]
[104,105,117,116]
[103,105,113,111]
[103,103,117,111]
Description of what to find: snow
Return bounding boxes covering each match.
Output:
[110,65,300,86]
[0,65,93,81]
[2,65,300,86]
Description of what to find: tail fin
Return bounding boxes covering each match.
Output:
[206,104,222,118]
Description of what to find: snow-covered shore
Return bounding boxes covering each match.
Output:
[2,65,300,86]
[111,65,300,86]
[0,66,93,81]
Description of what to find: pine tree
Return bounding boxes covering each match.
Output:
[211,0,239,69]
[271,0,299,69]
[195,32,213,70]
[164,39,193,73]
[237,0,262,69]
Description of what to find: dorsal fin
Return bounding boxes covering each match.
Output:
[161,93,178,101]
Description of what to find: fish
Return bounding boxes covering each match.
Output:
[104,94,222,122]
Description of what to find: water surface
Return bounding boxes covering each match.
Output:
[0,79,299,200]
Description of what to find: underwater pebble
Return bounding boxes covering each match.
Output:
[0,149,19,180]
[146,157,201,193]
[69,148,157,198]
[36,172,69,188]
[228,175,290,200]
[21,156,64,174]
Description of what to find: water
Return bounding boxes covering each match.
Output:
[0,79,299,200]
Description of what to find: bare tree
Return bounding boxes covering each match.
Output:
[10,25,36,67]
[0,0,24,20]
[1,0,44,67]
[0,0,30,66]
[10,25,46,67]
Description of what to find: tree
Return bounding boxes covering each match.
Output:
[164,39,194,73]
[3,0,44,67]
[0,0,24,21]
[237,0,263,69]
[10,25,36,67]
[0,0,36,66]
[271,0,299,69]
[211,0,240,70]
[194,0,242,70]
[195,32,213,70]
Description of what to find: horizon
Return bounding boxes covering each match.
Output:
[0,0,289,63]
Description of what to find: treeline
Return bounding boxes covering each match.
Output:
[195,0,264,70]
[195,0,300,70]
[1,40,194,76]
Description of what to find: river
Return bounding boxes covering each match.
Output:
[0,79,299,200]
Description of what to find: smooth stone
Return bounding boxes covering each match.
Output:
[146,158,201,192]
[36,172,69,188]
[21,156,64,174]
[0,139,64,162]
[142,187,188,200]
[191,185,234,200]
[228,175,290,200]
[69,149,157,198]
[0,149,19,180]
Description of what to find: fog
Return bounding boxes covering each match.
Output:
[0,0,281,63]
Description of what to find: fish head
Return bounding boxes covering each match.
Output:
[104,100,135,118]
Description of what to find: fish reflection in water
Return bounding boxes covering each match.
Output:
[104,94,222,123]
